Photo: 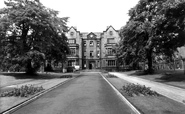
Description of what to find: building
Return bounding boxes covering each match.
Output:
[66,26,120,71]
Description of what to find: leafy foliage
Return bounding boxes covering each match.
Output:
[0,85,44,97]
[120,83,160,97]
[118,0,185,73]
[0,0,70,73]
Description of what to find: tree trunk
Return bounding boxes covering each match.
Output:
[26,59,36,75]
[183,59,185,75]
[146,48,153,74]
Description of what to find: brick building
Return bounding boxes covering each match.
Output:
[66,26,120,70]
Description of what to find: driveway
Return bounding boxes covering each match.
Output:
[12,72,135,114]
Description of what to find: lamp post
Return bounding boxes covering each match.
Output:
[178,46,185,74]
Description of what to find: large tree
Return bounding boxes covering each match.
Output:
[119,0,185,73]
[0,0,69,74]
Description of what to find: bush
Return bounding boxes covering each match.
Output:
[60,75,72,78]
[0,85,45,97]
[120,83,159,97]
[66,67,75,72]
[106,74,117,78]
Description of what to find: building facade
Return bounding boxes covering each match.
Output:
[66,26,120,70]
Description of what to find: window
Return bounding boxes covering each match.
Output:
[109,31,113,36]
[68,39,76,44]
[97,50,100,57]
[97,41,100,47]
[70,48,76,55]
[83,41,86,47]
[107,48,113,55]
[90,41,94,47]
[90,51,93,57]
[107,38,115,44]
[68,60,75,66]
[70,32,74,36]
[84,50,86,58]
[107,60,116,66]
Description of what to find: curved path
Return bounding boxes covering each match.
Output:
[12,72,135,114]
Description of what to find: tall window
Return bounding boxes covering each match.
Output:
[90,41,94,47]
[70,32,74,36]
[107,48,113,55]
[70,48,76,55]
[97,50,100,57]
[84,50,86,58]
[107,60,116,66]
[97,41,100,47]
[107,38,115,44]
[83,41,86,47]
[68,60,75,66]
[90,51,93,57]
[68,39,76,44]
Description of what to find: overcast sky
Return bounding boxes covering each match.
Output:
[0,0,139,32]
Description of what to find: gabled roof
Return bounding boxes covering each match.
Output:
[87,32,97,39]
[103,25,119,33]
[68,26,77,32]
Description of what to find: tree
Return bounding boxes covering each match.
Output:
[119,0,185,74]
[0,0,69,74]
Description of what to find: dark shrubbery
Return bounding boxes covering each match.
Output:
[60,75,72,78]
[120,83,160,97]
[0,85,44,97]
[66,67,75,72]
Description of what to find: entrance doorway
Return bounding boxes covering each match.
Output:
[89,61,95,69]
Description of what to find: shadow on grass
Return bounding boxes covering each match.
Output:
[128,70,152,76]
[129,70,185,82]
[0,72,73,79]
[156,73,185,82]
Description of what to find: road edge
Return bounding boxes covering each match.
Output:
[100,73,141,114]
[2,77,76,114]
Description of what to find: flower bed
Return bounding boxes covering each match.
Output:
[120,83,160,97]
[0,85,44,97]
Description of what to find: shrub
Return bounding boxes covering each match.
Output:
[120,83,159,97]
[106,74,117,78]
[60,75,72,78]
[66,67,75,72]
[0,85,44,97]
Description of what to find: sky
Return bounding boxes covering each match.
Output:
[0,0,139,32]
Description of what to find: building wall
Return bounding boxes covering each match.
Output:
[101,26,120,69]
[66,26,120,70]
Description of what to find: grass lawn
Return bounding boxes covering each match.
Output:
[0,72,76,113]
[0,72,76,88]
[105,75,185,114]
[121,70,185,89]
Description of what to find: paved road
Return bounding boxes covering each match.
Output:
[12,72,135,114]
